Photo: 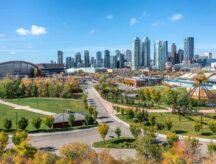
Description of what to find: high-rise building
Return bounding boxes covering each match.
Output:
[184,37,194,63]
[171,43,177,65]
[141,37,151,68]
[154,40,165,70]
[84,50,90,67]
[91,56,95,67]
[119,53,125,68]
[178,49,184,63]
[131,37,141,70]
[71,58,75,68]
[75,52,82,67]
[96,51,103,67]
[57,50,63,64]
[162,41,169,63]
[66,57,72,69]
[104,50,110,68]
[110,55,117,68]
[124,49,132,66]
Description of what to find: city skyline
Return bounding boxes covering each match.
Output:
[0,0,216,63]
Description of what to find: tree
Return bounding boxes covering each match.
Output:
[85,115,94,125]
[209,121,216,134]
[12,131,28,145]
[167,132,179,146]
[18,117,28,130]
[33,151,58,164]
[115,127,121,139]
[98,123,109,141]
[193,122,201,132]
[164,118,173,131]
[32,117,42,130]
[207,142,216,155]
[44,116,54,129]
[68,114,75,127]
[150,116,156,126]
[16,139,36,158]
[0,132,8,153]
[136,131,163,163]
[3,119,12,131]
[150,88,161,107]
[130,123,141,138]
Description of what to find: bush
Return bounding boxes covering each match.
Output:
[193,122,201,132]
[85,115,94,125]
[44,116,54,129]
[150,116,156,126]
[120,109,125,115]
[18,117,28,130]
[164,118,173,131]
[167,132,178,146]
[0,131,9,152]
[207,142,216,155]
[132,118,139,123]
[115,127,121,139]
[3,119,12,131]
[32,117,42,130]
[156,123,165,130]
[130,123,141,138]
[135,111,144,122]
[126,109,134,119]
[68,114,75,127]
[12,131,28,145]
[209,121,216,134]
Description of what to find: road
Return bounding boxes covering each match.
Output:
[29,82,135,158]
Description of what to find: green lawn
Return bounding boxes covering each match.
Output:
[6,98,86,114]
[118,113,216,139]
[0,103,45,131]
[93,137,136,149]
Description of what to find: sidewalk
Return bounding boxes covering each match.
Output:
[0,99,55,116]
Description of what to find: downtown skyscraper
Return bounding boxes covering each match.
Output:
[84,50,90,67]
[154,40,168,70]
[141,37,151,68]
[57,50,63,64]
[104,50,110,68]
[131,37,141,70]
[184,37,194,63]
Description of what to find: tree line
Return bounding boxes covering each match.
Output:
[0,77,82,99]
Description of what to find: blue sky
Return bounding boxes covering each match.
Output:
[0,0,216,63]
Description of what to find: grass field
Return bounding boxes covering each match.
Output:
[6,98,86,114]
[0,103,46,131]
[118,113,216,139]
[93,137,136,149]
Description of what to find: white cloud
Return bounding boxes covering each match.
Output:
[16,25,47,36]
[151,21,165,27]
[130,18,138,26]
[170,14,183,21]
[89,29,95,34]
[106,14,113,20]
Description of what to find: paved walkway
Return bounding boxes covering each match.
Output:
[0,99,55,116]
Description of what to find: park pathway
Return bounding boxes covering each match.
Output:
[0,99,55,116]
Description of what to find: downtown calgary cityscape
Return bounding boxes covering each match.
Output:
[1,0,216,163]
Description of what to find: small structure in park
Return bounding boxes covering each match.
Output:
[53,112,85,128]
[189,73,216,107]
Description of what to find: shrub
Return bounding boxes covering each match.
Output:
[167,132,178,146]
[44,116,54,129]
[132,118,139,123]
[130,123,141,138]
[193,122,201,132]
[135,111,144,122]
[156,123,165,130]
[85,115,94,125]
[3,119,12,131]
[126,109,134,119]
[0,131,9,152]
[164,118,173,131]
[12,131,28,145]
[120,109,125,115]
[115,127,121,139]
[18,117,28,130]
[207,142,216,155]
[68,114,75,127]
[32,117,42,130]
[209,121,216,134]
[98,123,109,141]
[150,116,156,126]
